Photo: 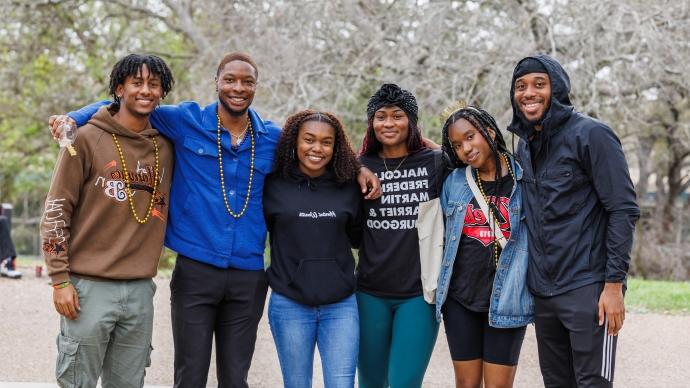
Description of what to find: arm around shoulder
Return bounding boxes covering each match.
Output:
[149,101,204,140]
[68,100,110,127]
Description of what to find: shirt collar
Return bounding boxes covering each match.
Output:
[203,102,269,136]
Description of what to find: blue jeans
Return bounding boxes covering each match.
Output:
[268,292,359,388]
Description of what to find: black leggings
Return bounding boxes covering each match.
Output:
[442,297,526,366]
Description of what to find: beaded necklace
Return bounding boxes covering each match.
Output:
[217,112,254,219]
[475,152,514,267]
[111,133,159,224]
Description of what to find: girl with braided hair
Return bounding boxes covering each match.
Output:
[356,83,446,387]
[436,105,533,388]
[263,109,363,388]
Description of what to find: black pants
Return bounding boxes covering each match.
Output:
[171,255,268,388]
[535,282,618,388]
[0,215,16,260]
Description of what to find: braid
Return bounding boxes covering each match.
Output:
[441,105,511,208]
[274,110,360,184]
[109,54,175,106]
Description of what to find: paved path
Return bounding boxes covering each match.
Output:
[2,274,689,387]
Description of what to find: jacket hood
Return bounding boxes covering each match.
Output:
[507,54,574,140]
[286,165,336,191]
[87,104,159,138]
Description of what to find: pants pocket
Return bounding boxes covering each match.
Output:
[289,258,354,305]
[146,344,154,367]
[55,335,79,387]
[149,278,157,295]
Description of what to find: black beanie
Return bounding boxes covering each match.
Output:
[366,84,418,124]
[514,58,548,79]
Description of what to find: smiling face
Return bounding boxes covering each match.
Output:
[296,120,336,178]
[448,118,496,170]
[216,60,257,117]
[372,105,409,151]
[115,64,162,118]
[514,72,551,124]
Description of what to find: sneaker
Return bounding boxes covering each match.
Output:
[0,258,21,279]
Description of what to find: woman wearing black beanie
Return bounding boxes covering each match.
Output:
[356,83,445,387]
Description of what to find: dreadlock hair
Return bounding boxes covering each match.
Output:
[216,52,259,79]
[442,105,512,216]
[109,54,175,107]
[441,105,509,170]
[274,109,361,184]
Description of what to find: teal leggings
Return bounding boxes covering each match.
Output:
[356,291,439,388]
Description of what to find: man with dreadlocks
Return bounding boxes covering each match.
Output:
[436,105,533,388]
[51,52,381,388]
[41,54,175,387]
[507,55,640,387]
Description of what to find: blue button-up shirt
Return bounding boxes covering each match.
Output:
[70,101,281,270]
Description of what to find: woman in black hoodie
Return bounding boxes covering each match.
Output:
[263,110,363,388]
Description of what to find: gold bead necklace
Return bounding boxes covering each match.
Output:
[111,133,160,224]
[475,152,515,267]
[217,112,254,219]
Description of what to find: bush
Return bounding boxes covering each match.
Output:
[158,248,177,271]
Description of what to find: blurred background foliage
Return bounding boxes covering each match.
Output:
[0,0,688,278]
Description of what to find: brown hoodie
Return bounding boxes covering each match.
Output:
[41,105,173,284]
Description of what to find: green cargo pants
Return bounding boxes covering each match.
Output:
[55,276,156,388]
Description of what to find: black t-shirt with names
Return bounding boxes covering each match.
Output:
[358,148,444,298]
[450,173,513,312]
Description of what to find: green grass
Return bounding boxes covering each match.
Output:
[625,278,690,314]
[15,256,690,314]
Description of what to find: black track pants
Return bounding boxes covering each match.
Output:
[534,282,618,388]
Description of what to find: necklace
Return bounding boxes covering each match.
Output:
[229,125,249,145]
[475,152,515,267]
[111,133,160,224]
[383,153,409,172]
[217,112,254,219]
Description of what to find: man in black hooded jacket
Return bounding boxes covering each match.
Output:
[0,215,21,279]
[507,54,640,387]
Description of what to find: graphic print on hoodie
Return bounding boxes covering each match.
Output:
[41,105,173,284]
[263,167,363,306]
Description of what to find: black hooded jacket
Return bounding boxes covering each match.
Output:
[263,167,363,306]
[0,216,16,260]
[507,54,640,297]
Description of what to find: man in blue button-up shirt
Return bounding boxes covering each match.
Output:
[59,52,381,388]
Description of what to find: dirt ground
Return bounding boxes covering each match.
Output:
[1,272,689,387]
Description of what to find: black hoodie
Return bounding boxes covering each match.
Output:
[263,167,363,306]
[0,216,16,260]
[507,55,640,297]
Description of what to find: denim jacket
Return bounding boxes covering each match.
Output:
[435,155,534,328]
